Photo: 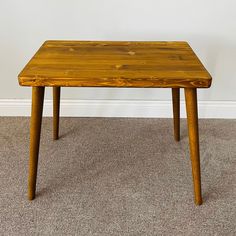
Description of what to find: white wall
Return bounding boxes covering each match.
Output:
[0,0,236,103]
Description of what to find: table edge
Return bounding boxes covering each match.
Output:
[18,76,212,88]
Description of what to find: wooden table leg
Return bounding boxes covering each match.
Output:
[28,87,45,200]
[184,88,202,205]
[172,88,180,141]
[53,87,60,140]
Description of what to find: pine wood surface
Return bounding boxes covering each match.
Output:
[18,40,212,204]
[18,41,212,88]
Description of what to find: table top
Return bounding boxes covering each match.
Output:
[18,40,212,88]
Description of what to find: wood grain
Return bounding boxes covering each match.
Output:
[18,41,212,88]
[172,88,180,141]
[53,87,60,140]
[28,87,45,200]
[19,40,211,204]
[185,88,202,205]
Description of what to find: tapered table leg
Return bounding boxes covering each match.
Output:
[184,88,202,205]
[28,87,45,200]
[172,88,180,141]
[53,87,60,140]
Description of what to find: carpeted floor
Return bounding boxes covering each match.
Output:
[0,117,235,235]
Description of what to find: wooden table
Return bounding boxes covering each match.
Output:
[18,41,212,205]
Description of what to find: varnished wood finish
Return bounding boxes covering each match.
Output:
[28,87,45,200]
[18,41,212,88]
[53,87,60,140]
[172,88,180,141]
[18,40,212,204]
[185,88,202,205]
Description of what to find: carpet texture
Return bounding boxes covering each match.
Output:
[0,117,235,235]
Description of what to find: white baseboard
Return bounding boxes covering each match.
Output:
[0,99,235,119]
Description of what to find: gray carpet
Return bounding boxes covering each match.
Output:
[0,117,235,235]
